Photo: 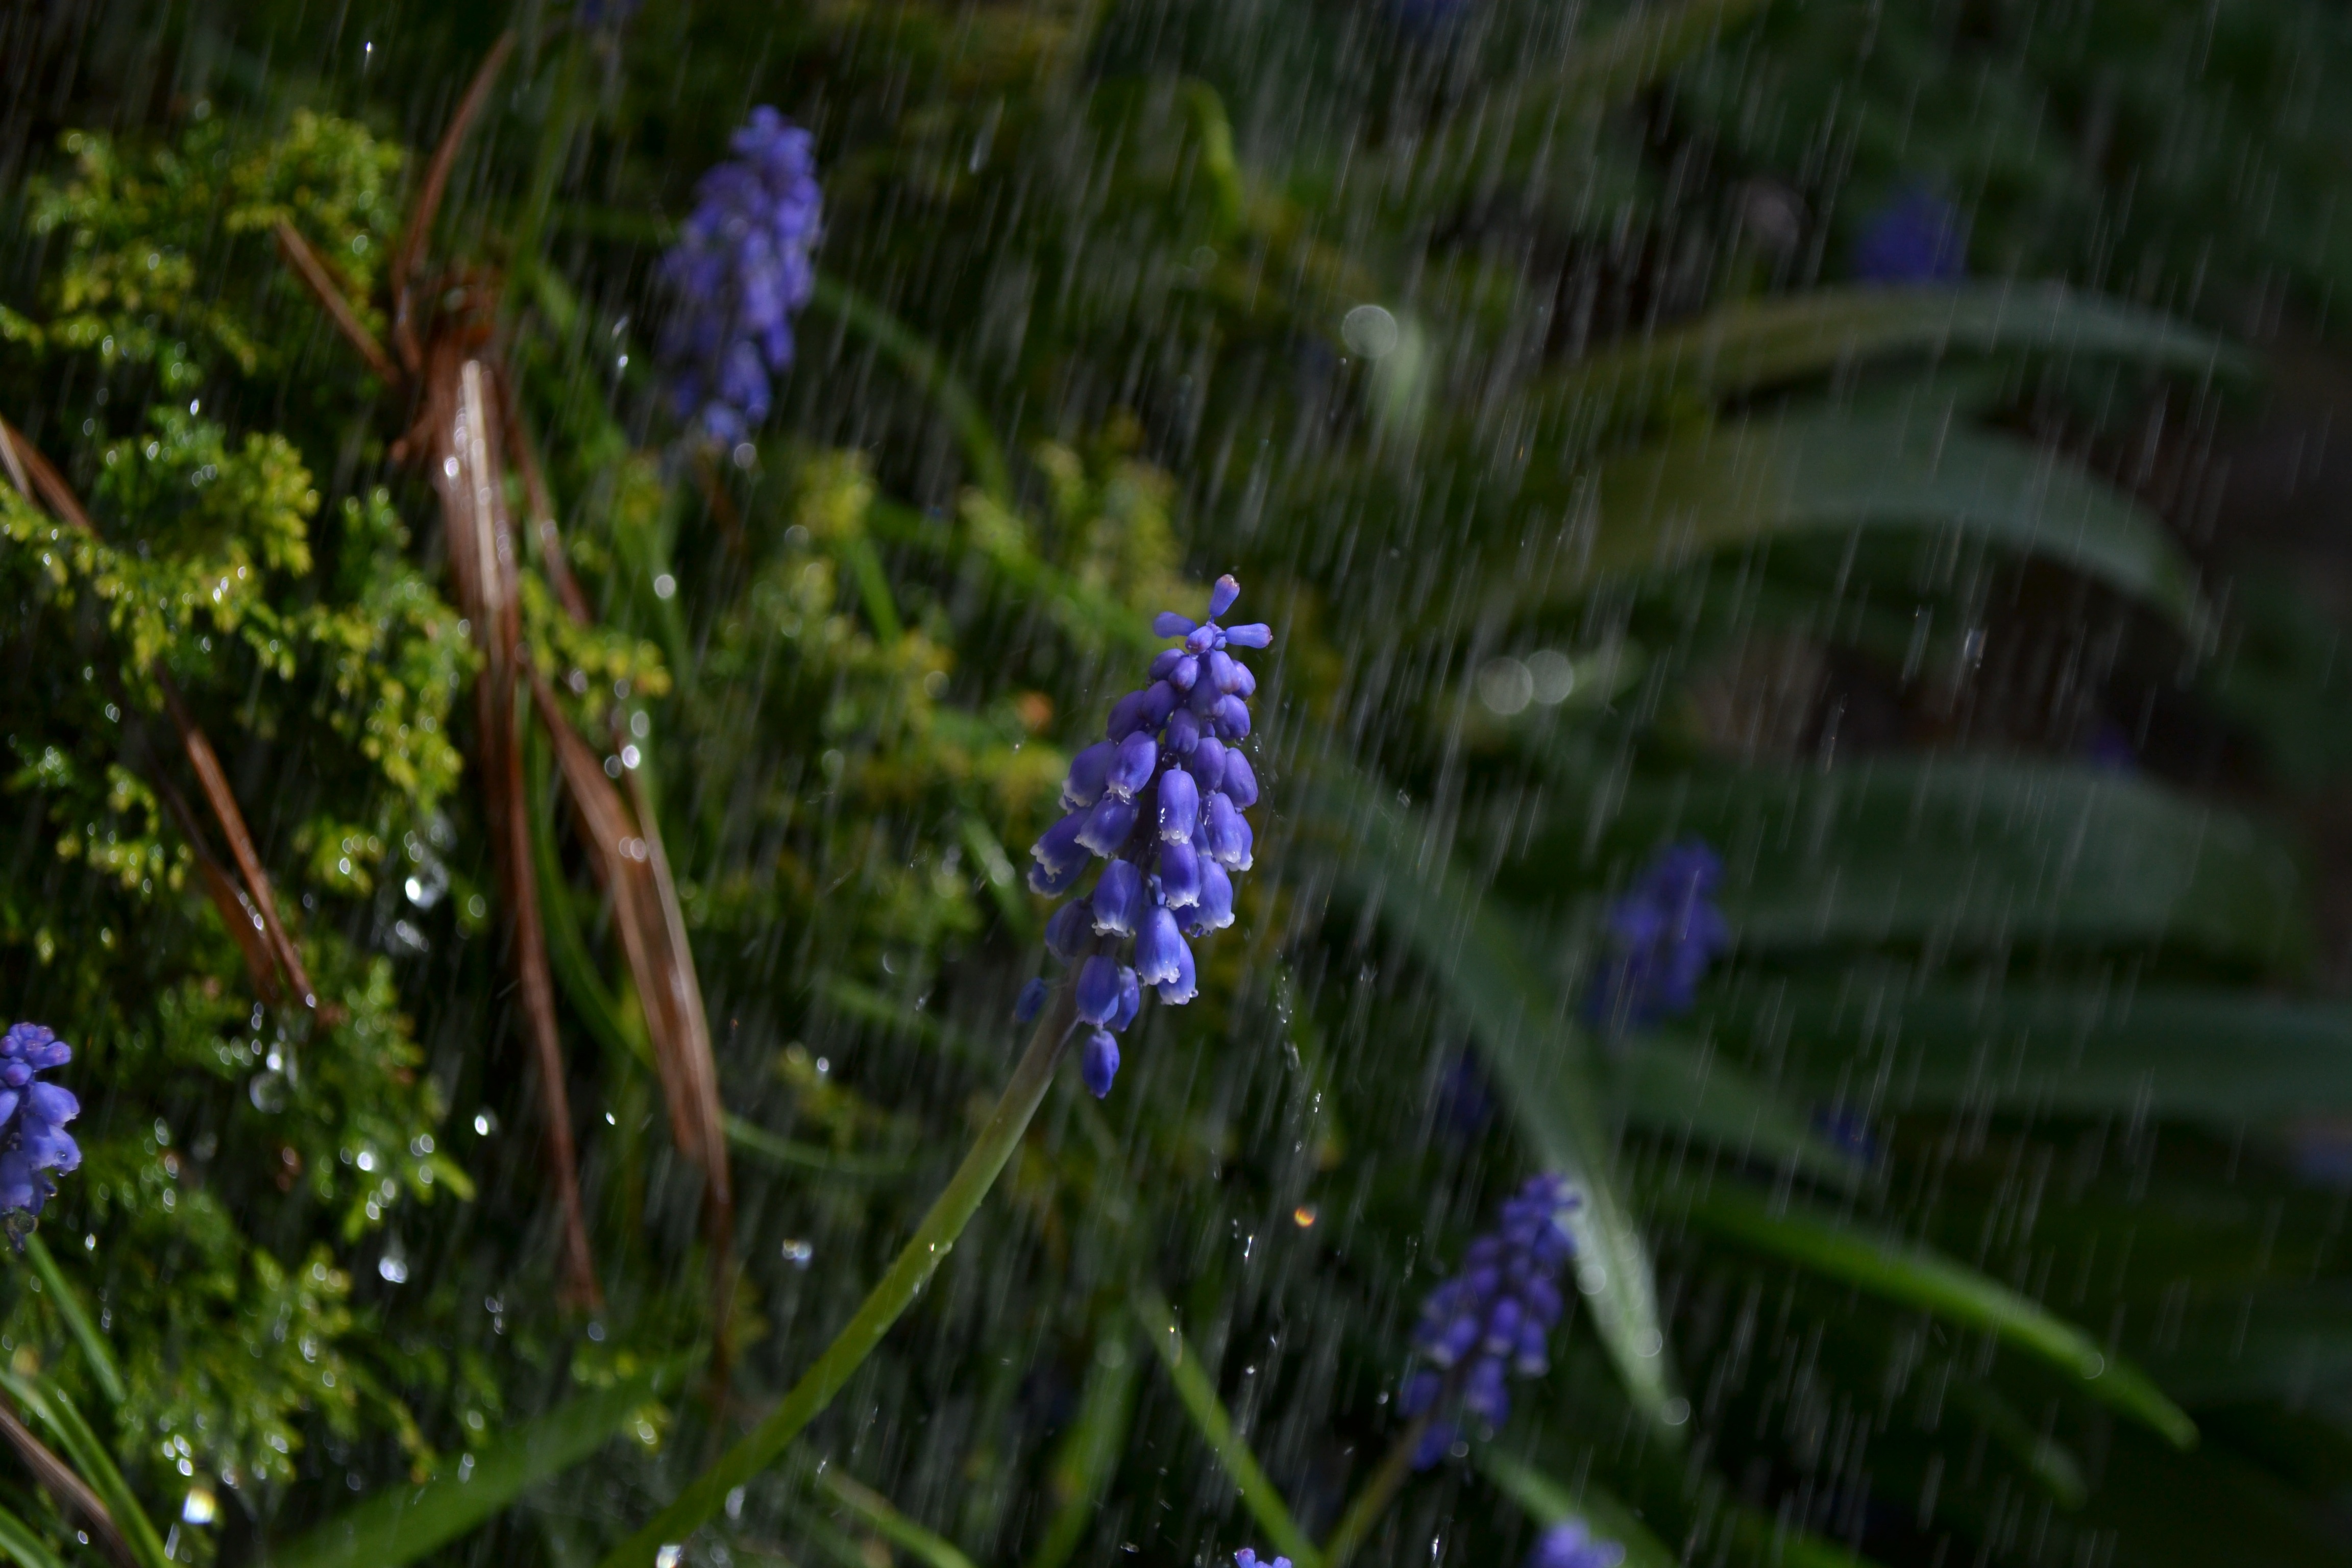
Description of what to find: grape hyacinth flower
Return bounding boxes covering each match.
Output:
[1528,1520,1627,1568]
[1027,574,1271,1098]
[1851,185,1968,285]
[0,1024,79,1221]
[1400,1172,1579,1466]
[657,108,823,443]
[1584,840,1730,1039]
[1234,1552,1291,1568]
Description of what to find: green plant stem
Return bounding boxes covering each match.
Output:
[597,984,1079,1568]
[816,1470,976,1568]
[1130,1284,1321,1568]
[21,1236,125,1406]
[1318,1420,1425,1568]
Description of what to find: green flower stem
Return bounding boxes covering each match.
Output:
[1318,1419,1426,1568]
[597,983,1079,1568]
[1130,1284,1322,1568]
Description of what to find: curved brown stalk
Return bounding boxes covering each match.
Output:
[390,30,516,373]
[273,220,401,386]
[0,1401,136,1568]
[528,670,734,1364]
[1,417,320,1014]
[143,755,285,1004]
[494,364,593,623]
[429,352,601,1309]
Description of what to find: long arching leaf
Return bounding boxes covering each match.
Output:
[1553,283,2242,431]
[1298,765,1681,1430]
[1562,412,2205,627]
[268,1359,681,1568]
[1674,1183,2196,1448]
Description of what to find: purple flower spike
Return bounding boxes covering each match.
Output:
[1017,576,1267,1095]
[1075,795,1139,856]
[1529,1522,1627,1568]
[1402,1173,1581,1469]
[1585,840,1730,1037]
[1108,733,1159,799]
[1159,841,1203,908]
[1062,741,1117,809]
[657,109,823,440]
[1136,908,1189,987]
[1081,1030,1121,1098]
[1092,860,1147,936]
[1075,957,1125,1024]
[1234,1551,1293,1568]
[0,1023,79,1216]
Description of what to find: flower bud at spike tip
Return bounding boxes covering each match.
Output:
[1169,654,1200,692]
[1107,732,1158,798]
[1153,611,1196,638]
[1075,957,1124,1025]
[1233,1551,1293,1568]
[1158,768,1200,842]
[1075,795,1138,856]
[1013,977,1049,1024]
[1091,861,1146,936]
[1204,650,1240,694]
[1062,741,1116,808]
[1223,623,1273,649]
[1209,575,1241,618]
[1081,1030,1121,1098]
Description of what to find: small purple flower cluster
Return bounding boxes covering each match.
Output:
[0,1024,79,1218]
[1234,1551,1290,1568]
[1585,841,1729,1037]
[1528,1521,1626,1568]
[1851,185,1968,285]
[657,108,823,443]
[1025,575,1271,1098]
[1401,1172,1579,1466]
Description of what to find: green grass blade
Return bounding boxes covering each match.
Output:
[1026,1318,1141,1568]
[1554,282,2241,430]
[1608,1034,1860,1190]
[20,1236,126,1407]
[1131,1284,1320,1568]
[1942,1376,2088,1508]
[805,278,1011,503]
[723,1116,917,1181]
[0,1371,169,1568]
[0,1499,68,1568]
[1554,757,2306,966]
[1704,981,2352,1121]
[816,1472,975,1568]
[1574,411,2204,628]
[270,1360,681,1568]
[1478,1449,1678,1568]
[1677,1183,2196,1448]
[1300,765,1682,1430]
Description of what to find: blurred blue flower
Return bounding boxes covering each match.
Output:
[1585,840,1730,1038]
[1026,575,1271,1096]
[658,108,823,442]
[0,1023,79,1219]
[1528,1520,1626,1568]
[1400,1172,1579,1466]
[1234,1552,1291,1568]
[1851,185,1968,285]
[576,0,642,26]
